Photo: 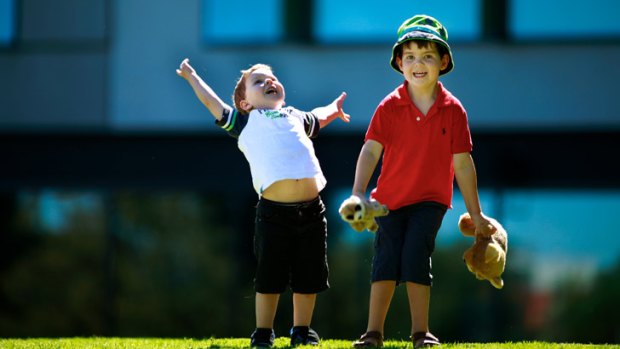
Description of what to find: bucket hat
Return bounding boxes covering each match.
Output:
[390,14,454,75]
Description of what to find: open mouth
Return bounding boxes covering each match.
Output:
[265,87,277,95]
[413,72,427,78]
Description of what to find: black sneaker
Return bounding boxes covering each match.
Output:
[290,326,320,346]
[250,328,275,348]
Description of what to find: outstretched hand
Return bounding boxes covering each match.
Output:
[176,58,195,80]
[314,91,351,128]
[332,92,351,123]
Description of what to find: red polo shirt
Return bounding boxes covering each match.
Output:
[366,81,472,210]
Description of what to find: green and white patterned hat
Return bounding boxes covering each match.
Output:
[389,14,454,75]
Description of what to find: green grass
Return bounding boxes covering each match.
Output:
[0,338,618,349]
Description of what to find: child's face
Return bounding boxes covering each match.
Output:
[396,41,449,88]
[240,68,286,112]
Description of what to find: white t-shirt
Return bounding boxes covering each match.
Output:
[216,107,326,196]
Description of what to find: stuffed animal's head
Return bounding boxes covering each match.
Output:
[458,213,508,289]
[339,196,389,233]
[340,196,366,223]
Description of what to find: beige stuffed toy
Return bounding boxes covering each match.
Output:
[339,196,389,233]
[458,213,508,289]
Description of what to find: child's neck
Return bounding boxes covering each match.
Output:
[407,83,438,116]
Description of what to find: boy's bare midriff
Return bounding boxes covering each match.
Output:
[261,178,319,203]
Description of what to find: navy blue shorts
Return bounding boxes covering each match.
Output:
[253,196,329,294]
[371,201,447,286]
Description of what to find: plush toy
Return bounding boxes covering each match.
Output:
[339,196,389,233]
[458,213,508,289]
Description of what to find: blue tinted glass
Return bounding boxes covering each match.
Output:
[503,190,620,270]
[202,0,283,44]
[0,0,15,46]
[444,189,620,272]
[334,186,620,273]
[313,0,481,43]
[510,0,620,40]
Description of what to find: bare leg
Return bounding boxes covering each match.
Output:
[406,282,430,334]
[256,292,280,328]
[293,293,316,327]
[366,280,397,334]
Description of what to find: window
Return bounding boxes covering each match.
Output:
[313,0,482,43]
[509,0,620,40]
[331,186,620,280]
[202,0,284,44]
[0,0,15,46]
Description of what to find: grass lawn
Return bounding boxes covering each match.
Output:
[1,338,619,349]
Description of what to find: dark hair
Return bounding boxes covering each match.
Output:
[394,40,449,61]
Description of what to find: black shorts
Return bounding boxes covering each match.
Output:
[372,201,447,286]
[253,196,329,294]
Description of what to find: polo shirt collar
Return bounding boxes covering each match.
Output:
[395,80,451,109]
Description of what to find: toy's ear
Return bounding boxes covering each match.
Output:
[458,213,476,237]
[490,277,504,289]
[485,244,502,263]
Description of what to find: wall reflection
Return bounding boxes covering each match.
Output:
[1,188,618,343]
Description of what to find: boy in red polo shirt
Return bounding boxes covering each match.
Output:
[350,15,493,348]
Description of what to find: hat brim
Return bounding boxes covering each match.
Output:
[389,31,454,76]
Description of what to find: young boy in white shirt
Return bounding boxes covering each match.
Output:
[177,59,349,347]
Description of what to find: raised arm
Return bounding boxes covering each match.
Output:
[176,58,230,120]
[311,92,351,128]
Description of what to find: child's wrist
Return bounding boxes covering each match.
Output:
[352,191,365,198]
[468,211,482,220]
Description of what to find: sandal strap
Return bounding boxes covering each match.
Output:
[353,331,384,348]
[412,332,440,348]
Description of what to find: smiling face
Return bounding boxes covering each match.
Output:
[396,41,449,89]
[234,64,285,114]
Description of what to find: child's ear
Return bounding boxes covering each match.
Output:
[440,54,450,71]
[396,56,403,72]
[239,99,252,113]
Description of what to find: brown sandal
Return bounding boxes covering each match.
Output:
[352,331,384,348]
[412,332,440,348]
